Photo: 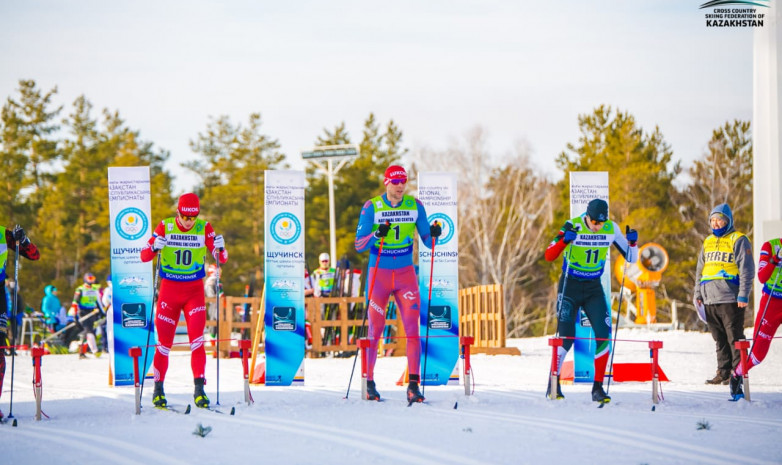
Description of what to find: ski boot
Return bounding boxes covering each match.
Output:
[366,380,381,401]
[546,375,564,400]
[729,374,744,401]
[591,381,611,404]
[152,381,167,408]
[194,378,210,408]
[407,375,425,405]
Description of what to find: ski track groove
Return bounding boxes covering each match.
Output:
[446,406,775,465]
[9,424,189,465]
[191,408,488,465]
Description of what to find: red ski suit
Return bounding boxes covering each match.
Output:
[140,218,227,382]
[736,240,782,376]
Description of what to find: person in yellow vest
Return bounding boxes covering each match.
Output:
[70,272,105,359]
[313,253,336,297]
[694,203,754,387]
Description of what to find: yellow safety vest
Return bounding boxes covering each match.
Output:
[700,232,745,284]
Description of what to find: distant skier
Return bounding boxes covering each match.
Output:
[140,193,228,409]
[70,272,105,358]
[544,199,638,404]
[313,252,336,297]
[354,165,440,403]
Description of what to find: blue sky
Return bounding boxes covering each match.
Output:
[1,1,754,193]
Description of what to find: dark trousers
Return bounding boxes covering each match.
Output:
[556,275,611,352]
[705,302,745,376]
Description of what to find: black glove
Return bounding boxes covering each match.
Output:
[430,222,442,238]
[625,225,638,247]
[13,225,28,244]
[375,222,390,238]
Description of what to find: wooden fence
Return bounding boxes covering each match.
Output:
[459,284,520,355]
[190,283,518,358]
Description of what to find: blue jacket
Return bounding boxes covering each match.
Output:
[41,285,62,325]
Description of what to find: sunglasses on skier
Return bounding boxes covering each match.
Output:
[390,179,406,185]
[180,214,198,221]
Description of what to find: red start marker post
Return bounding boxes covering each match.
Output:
[734,340,751,401]
[460,336,474,396]
[548,338,563,400]
[239,339,254,405]
[648,341,663,404]
[31,347,45,421]
[129,347,143,415]
[357,338,371,401]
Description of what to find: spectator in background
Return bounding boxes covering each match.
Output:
[99,275,112,351]
[694,203,754,389]
[41,285,63,332]
[313,253,335,297]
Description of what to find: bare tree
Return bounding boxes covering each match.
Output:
[413,127,555,336]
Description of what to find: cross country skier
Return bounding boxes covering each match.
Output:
[544,198,638,404]
[0,225,39,421]
[140,193,228,409]
[70,272,105,358]
[729,236,782,400]
[354,165,441,403]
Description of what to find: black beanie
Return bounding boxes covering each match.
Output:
[586,199,608,222]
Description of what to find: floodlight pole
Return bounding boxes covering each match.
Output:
[301,144,360,263]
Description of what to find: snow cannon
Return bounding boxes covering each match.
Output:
[614,243,669,324]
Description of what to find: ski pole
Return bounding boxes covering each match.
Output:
[750,258,781,357]
[606,225,633,395]
[549,224,579,397]
[139,256,161,404]
[345,222,388,399]
[422,223,438,397]
[215,247,223,406]
[7,240,20,419]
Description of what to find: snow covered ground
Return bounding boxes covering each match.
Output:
[4,328,782,465]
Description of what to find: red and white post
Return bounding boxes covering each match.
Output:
[31,346,45,421]
[460,336,474,396]
[648,341,663,404]
[357,338,370,401]
[548,337,563,400]
[239,339,254,405]
[129,347,142,415]
[735,340,751,401]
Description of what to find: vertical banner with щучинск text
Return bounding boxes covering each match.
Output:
[418,172,459,386]
[264,170,306,385]
[107,166,154,386]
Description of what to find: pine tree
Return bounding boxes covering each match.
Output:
[554,105,690,325]
[187,113,286,296]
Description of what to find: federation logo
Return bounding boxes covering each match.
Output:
[270,213,301,245]
[428,213,455,245]
[272,306,297,331]
[428,305,452,330]
[115,207,149,241]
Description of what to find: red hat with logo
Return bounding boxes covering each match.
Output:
[384,165,408,185]
[178,193,200,216]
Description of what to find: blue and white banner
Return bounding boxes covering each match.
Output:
[569,171,611,384]
[107,166,154,386]
[264,170,306,386]
[418,172,459,386]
